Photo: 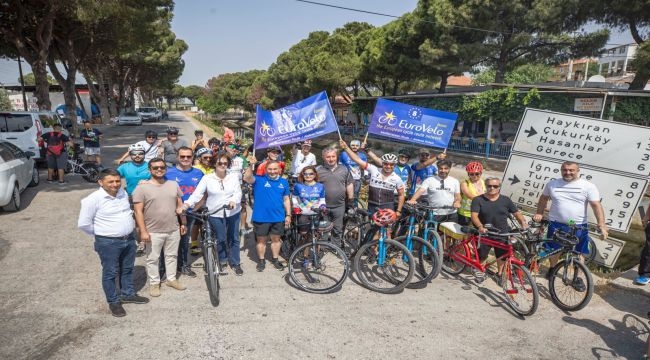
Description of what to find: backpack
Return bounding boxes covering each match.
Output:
[47,132,65,156]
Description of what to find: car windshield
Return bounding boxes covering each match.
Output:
[138,108,155,113]
[122,112,139,116]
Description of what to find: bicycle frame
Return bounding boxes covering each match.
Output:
[447,233,524,272]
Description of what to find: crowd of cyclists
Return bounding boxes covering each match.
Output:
[110,125,605,289]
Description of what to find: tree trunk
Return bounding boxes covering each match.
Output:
[47,56,78,134]
[439,72,449,94]
[31,60,52,110]
[629,72,649,90]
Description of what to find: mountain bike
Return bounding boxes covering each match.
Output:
[342,207,374,258]
[353,218,415,294]
[441,223,539,316]
[185,205,230,307]
[287,207,349,293]
[515,219,595,311]
[392,203,441,288]
[53,143,100,182]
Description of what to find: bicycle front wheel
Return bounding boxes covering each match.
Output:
[425,228,444,264]
[393,235,441,288]
[548,259,593,311]
[203,244,220,307]
[584,238,597,265]
[501,262,539,316]
[353,239,414,294]
[442,239,467,275]
[288,241,349,294]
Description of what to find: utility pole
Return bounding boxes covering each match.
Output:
[17,56,27,111]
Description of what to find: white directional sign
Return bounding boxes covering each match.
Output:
[501,155,647,232]
[512,108,650,176]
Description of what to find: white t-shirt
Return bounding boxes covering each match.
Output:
[420,175,460,215]
[291,152,317,175]
[365,164,404,205]
[135,140,161,162]
[542,178,600,224]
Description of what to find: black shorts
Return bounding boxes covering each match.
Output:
[253,221,285,236]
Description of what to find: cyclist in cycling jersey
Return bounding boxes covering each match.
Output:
[458,161,486,226]
[115,130,161,164]
[193,147,214,175]
[340,140,405,217]
[292,165,326,231]
[365,146,412,189]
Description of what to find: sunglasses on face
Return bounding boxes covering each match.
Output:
[486,184,500,189]
[151,166,166,170]
[179,155,193,159]
[216,161,229,166]
[469,172,481,176]
[382,163,395,167]
[146,136,156,139]
[130,152,145,156]
[201,157,213,161]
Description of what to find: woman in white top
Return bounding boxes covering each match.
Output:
[183,153,244,275]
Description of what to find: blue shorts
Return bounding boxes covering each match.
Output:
[547,221,590,254]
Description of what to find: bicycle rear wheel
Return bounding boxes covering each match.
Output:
[288,241,349,294]
[442,239,467,275]
[81,163,100,182]
[353,239,414,294]
[548,259,593,311]
[501,262,539,316]
[393,235,440,288]
[203,244,220,307]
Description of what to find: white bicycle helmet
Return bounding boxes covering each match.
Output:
[128,143,145,153]
[381,153,398,164]
[195,147,211,157]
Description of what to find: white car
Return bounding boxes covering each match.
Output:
[136,107,160,122]
[117,111,143,126]
[0,141,38,212]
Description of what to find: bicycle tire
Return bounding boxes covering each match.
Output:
[81,163,100,182]
[441,239,467,275]
[584,238,597,265]
[204,244,220,307]
[353,239,414,294]
[501,262,539,316]
[548,259,593,311]
[393,235,440,288]
[342,218,369,258]
[288,241,349,294]
[425,228,444,265]
[280,226,299,261]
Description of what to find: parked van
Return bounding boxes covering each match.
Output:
[0,111,68,163]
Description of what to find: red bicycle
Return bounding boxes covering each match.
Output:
[440,223,540,316]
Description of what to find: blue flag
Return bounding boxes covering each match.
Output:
[254,91,338,149]
[368,98,458,148]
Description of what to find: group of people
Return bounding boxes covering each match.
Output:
[78,127,609,317]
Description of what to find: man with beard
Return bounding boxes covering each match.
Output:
[408,159,461,223]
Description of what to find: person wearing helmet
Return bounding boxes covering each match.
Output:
[340,139,405,217]
[117,143,153,256]
[365,147,412,190]
[255,146,286,176]
[408,159,461,223]
[193,147,214,175]
[409,148,446,200]
[290,139,317,178]
[191,129,208,153]
[115,130,161,164]
[339,139,367,207]
[458,161,486,225]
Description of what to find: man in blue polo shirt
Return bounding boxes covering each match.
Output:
[163,146,204,278]
[410,148,442,200]
[243,156,291,272]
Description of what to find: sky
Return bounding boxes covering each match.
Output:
[0,0,635,87]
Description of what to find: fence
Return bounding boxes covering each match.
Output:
[447,137,512,159]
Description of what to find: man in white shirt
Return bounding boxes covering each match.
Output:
[291,140,317,178]
[408,159,461,223]
[78,169,149,317]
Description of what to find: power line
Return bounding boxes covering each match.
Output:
[294,0,507,35]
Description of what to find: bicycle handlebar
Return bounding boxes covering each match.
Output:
[184,204,230,220]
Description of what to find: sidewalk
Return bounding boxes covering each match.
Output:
[608,266,650,298]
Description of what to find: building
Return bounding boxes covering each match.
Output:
[550,58,598,82]
[598,43,639,77]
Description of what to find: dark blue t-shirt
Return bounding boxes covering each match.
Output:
[165,166,204,201]
[251,175,290,223]
[80,128,102,148]
[410,163,437,195]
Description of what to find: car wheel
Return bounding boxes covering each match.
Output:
[3,184,21,212]
[28,164,39,187]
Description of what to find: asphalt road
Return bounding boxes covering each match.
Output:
[0,111,648,360]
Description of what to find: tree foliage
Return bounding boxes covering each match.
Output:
[472,64,555,85]
[0,89,11,111]
[21,72,57,86]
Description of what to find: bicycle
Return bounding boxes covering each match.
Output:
[287,207,349,293]
[342,207,374,258]
[440,223,539,316]
[185,204,230,307]
[54,143,100,183]
[515,219,595,311]
[392,203,441,287]
[352,210,415,294]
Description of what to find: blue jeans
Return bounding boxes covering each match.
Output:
[94,233,136,304]
[208,212,242,266]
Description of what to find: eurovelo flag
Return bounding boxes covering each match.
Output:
[368,98,458,148]
[254,91,338,149]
